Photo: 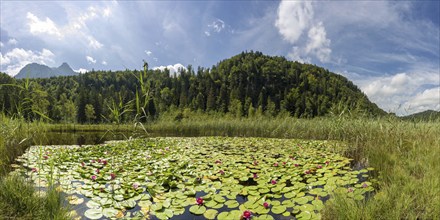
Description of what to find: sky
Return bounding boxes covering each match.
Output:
[0,0,439,116]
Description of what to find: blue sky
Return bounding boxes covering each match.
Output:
[0,0,439,115]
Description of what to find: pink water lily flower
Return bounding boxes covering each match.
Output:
[294,163,299,167]
[271,179,277,185]
[133,183,139,190]
[325,161,330,165]
[102,160,108,165]
[219,170,225,175]
[242,210,252,220]
[282,162,286,165]
[196,197,204,205]
[253,173,258,179]
[110,173,116,180]
[304,170,311,174]
[215,160,222,164]
[317,165,323,169]
[91,175,97,181]
[263,202,269,209]
[273,162,279,167]
[43,155,48,160]
[91,159,95,163]
[31,168,38,172]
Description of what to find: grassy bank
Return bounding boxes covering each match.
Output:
[149,113,440,219]
[45,123,145,133]
[0,115,71,219]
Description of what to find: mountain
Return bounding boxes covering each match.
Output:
[14,62,78,79]
[401,110,440,121]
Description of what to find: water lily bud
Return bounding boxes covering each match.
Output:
[263,202,269,209]
[91,175,97,181]
[242,210,252,219]
[271,179,277,185]
[110,173,116,180]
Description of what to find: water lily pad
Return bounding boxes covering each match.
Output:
[189,205,206,215]
[86,200,101,209]
[84,209,103,220]
[103,207,119,218]
[272,205,287,214]
[203,209,218,219]
[225,200,239,208]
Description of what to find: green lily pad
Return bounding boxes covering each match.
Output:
[84,209,103,220]
[225,200,239,208]
[203,209,218,219]
[189,205,206,215]
[271,205,287,214]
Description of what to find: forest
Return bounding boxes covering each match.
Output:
[0,51,385,123]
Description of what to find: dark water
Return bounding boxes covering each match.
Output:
[39,131,146,146]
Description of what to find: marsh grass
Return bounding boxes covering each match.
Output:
[0,114,71,219]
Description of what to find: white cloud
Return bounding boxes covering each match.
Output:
[27,12,62,38]
[86,56,96,64]
[0,42,3,47]
[8,38,18,45]
[153,63,187,75]
[305,22,331,63]
[74,68,88,73]
[205,18,228,37]
[343,69,440,115]
[209,19,225,33]
[103,7,112,18]
[275,1,332,63]
[102,60,107,65]
[87,36,103,49]
[0,48,55,76]
[145,50,153,56]
[404,87,440,114]
[275,1,313,44]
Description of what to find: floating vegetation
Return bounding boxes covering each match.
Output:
[12,137,376,219]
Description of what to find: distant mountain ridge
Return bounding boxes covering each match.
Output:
[14,62,78,79]
[401,110,440,121]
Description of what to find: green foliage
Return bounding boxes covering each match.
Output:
[0,51,385,124]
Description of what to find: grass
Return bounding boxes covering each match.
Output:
[0,114,71,219]
[1,111,439,219]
